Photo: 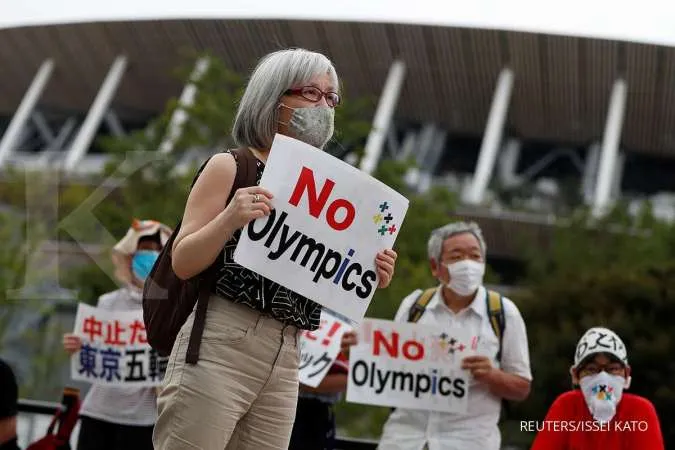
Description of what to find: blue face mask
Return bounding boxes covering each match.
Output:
[131,250,160,282]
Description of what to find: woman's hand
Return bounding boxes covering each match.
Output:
[375,248,397,289]
[62,333,82,355]
[340,330,358,354]
[222,186,275,230]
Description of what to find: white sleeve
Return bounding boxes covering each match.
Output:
[95,290,119,311]
[393,289,424,323]
[500,298,533,381]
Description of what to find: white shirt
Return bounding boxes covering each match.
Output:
[79,286,158,427]
[377,286,532,450]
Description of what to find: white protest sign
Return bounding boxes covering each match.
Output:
[234,134,409,323]
[70,303,168,387]
[346,318,476,414]
[299,308,353,388]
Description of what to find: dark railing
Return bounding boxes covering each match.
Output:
[18,399,65,415]
[18,399,377,450]
[334,437,378,450]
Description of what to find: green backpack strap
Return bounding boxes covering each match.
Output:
[407,288,437,323]
[486,290,506,363]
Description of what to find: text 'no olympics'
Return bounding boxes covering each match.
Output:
[244,166,378,300]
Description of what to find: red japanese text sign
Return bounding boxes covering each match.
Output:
[70,303,168,387]
[299,308,353,388]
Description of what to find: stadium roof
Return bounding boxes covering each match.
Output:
[5,0,675,48]
[3,1,675,158]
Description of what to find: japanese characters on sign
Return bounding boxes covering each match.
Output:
[299,308,353,388]
[346,319,476,414]
[234,134,409,323]
[70,303,168,387]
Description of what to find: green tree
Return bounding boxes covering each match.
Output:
[0,211,36,347]
[0,203,71,400]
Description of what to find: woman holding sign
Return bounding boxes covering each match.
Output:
[152,48,398,450]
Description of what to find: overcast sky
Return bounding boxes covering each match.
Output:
[3,0,675,48]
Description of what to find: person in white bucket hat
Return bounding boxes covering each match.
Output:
[531,326,664,450]
[111,219,172,288]
[62,218,172,450]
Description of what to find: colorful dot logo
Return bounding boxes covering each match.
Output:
[592,384,614,401]
[435,333,466,354]
[373,201,398,236]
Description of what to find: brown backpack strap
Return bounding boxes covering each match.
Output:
[186,274,213,364]
[229,147,258,198]
[185,147,258,364]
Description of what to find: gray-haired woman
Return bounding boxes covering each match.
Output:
[152,48,398,449]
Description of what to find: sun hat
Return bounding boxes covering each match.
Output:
[112,219,172,256]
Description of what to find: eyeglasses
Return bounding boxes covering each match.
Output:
[444,254,483,264]
[578,364,625,377]
[284,86,341,108]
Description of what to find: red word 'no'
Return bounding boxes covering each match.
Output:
[288,166,356,231]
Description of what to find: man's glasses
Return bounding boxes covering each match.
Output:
[578,364,625,377]
[284,86,341,108]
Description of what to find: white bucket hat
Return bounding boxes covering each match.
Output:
[112,219,172,256]
[111,219,172,287]
[573,327,628,369]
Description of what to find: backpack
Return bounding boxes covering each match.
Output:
[407,287,506,362]
[142,147,258,364]
[26,387,80,450]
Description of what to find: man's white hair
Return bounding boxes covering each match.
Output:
[232,48,339,150]
[427,221,487,262]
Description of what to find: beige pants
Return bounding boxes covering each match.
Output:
[153,295,301,450]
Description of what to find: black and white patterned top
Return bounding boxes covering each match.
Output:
[210,153,322,331]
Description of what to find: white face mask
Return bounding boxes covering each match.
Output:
[279,104,335,149]
[446,260,485,296]
[579,371,627,423]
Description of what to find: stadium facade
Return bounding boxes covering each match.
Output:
[2,14,675,279]
[4,6,675,447]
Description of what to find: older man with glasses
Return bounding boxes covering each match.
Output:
[531,326,664,449]
[377,221,532,450]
